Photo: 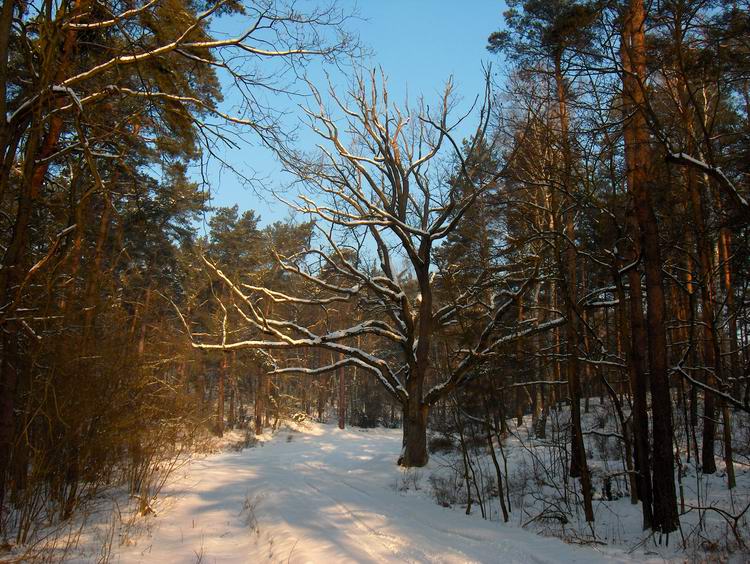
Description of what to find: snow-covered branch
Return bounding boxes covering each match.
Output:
[666,152,749,221]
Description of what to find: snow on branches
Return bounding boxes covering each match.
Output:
[183,71,566,413]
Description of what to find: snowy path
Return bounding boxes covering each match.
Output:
[115,424,650,563]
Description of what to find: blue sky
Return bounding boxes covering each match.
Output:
[197,0,507,229]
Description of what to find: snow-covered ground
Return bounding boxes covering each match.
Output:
[63,422,676,564]
[7,410,746,563]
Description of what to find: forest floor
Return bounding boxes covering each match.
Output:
[64,419,718,563]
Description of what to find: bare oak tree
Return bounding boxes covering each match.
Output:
[185,72,564,466]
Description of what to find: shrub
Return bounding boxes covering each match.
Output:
[429,474,458,508]
[428,434,455,454]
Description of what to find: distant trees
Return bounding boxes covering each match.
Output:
[195,206,316,437]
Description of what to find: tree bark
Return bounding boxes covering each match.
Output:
[686,167,719,474]
[254,368,265,436]
[551,51,594,522]
[621,0,679,534]
[217,354,226,437]
[398,399,429,467]
[338,356,346,430]
[0,4,85,520]
[615,247,653,528]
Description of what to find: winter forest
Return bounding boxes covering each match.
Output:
[1,0,750,561]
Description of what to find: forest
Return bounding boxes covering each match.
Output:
[0,0,749,561]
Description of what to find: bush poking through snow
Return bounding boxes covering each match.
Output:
[228,429,258,452]
[429,474,458,508]
[428,434,455,454]
[240,492,261,536]
[397,468,423,492]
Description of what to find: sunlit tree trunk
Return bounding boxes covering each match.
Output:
[621,0,679,534]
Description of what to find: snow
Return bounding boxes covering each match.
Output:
[16,403,742,563]
[51,85,83,112]
[76,422,662,563]
[487,403,750,561]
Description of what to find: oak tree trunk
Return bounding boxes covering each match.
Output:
[398,400,429,467]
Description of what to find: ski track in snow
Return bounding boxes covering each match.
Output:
[110,424,661,563]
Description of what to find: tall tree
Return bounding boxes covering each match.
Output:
[489,0,599,522]
[619,0,680,534]
[186,73,564,467]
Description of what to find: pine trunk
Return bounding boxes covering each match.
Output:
[621,0,679,534]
